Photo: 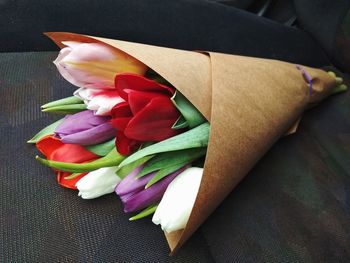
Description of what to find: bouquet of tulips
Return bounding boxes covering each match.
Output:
[28,32,346,253]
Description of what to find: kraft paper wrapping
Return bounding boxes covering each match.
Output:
[45,32,337,254]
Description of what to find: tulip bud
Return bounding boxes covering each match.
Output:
[35,135,100,189]
[55,110,116,145]
[74,87,124,116]
[111,74,181,155]
[115,165,186,213]
[152,167,203,233]
[54,41,147,89]
[76,167,121,199]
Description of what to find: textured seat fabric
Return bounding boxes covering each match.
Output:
[0,0,329,69]
[294,0,350,72]
[0,52,214,263]
[1,0,350,261]
[1,51,349,262]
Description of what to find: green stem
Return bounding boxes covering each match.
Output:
[36,148,126,173]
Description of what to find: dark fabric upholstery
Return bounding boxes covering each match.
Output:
[1,52,349,263]
[0,52,214,263]
[294,0,350,72]
[0,0,330,68]
[1,0,350,262]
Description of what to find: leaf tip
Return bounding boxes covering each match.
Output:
[328,71,336,78]
[331,83,348,95]
[35,155,47,165]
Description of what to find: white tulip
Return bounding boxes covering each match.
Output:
[74,87,124,116]
[152,167,203,233]
[76,167,121,199]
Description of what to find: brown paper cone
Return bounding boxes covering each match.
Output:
[45,32,337,254]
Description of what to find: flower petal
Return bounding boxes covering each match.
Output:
[51,144,98,162]
[74,88,124,116]
[36,135,99,190]
[115,73,175,101]
[60,122,116,145]
[121,167,184,213]
[115,165,153,196]
[54,42,147,89]
[115,131,140,155]
[36,135,64,157]
[57,171,87,189]
[54,46,87,88]
[152,167,203,233]
[128,90,169,115]
[55,110,110,137]
[88,95,124,116]
[111,102,133,130]
[76,167,121,199]
[125,97,180,141]
[74,87,98,102]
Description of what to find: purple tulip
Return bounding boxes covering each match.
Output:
[115,166,154,196]
[55,110,116,145]
[115,166,187,213]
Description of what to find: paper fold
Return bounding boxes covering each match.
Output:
[45,32,337,254]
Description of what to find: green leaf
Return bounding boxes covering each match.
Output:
[331,84,348,95]
[41,96,83,109]
[85,139,116,156]
[171,91,206,128]
[145,162,187,188]
[129,203,158,221]
[327,71,348,95]
[116,155,155,179]
[36,148,126,173]
[119,122,210,167]
[138,147,207,178]
[27,118,64,143]
[172,115,189,130]
[42,104,87,114]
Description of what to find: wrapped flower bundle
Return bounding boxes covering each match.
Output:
[29,32,347,254]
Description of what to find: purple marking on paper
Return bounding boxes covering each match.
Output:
[296,65,313,95]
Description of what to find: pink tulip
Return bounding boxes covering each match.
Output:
[54,41,147,89]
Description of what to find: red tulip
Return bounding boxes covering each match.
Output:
[111,73,181,155]
[36,135,99,189]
